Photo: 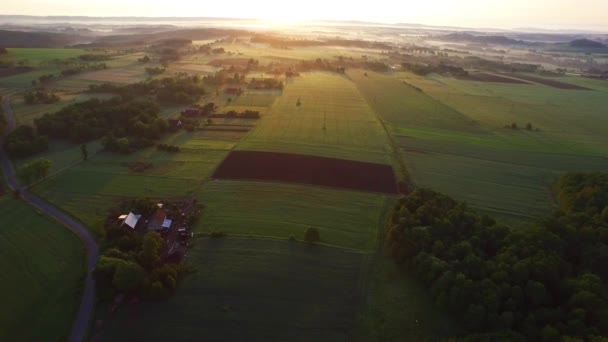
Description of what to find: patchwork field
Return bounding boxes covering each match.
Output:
[94,237,364,342]
[237,72,393,164]
[349,71,608,222]
[0,196,85,342]
[347,70,481,133]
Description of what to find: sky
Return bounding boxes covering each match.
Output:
[2,0,608,31]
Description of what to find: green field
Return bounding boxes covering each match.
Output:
[0,48,86,67]
[0,196,84,342]
[198,180,393,251]
[356,255,461,341]
[347,70,481,133]
[94,237,364,342]
[31,130,235,230]
[347,71,608,222]
[237,72,393,164]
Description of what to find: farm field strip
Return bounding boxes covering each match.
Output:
[346,70,482,134]
[238,72,393,164]
[503,73,592,90]
[198,180,392,251]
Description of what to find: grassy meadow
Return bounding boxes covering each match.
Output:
[348,70,608,222]
[198,180,393,251]
[0,196,85,342]
[94,237,364,342]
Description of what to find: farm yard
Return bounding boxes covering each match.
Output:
[0,195,85,342]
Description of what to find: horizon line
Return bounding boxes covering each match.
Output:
[1,14,607,34]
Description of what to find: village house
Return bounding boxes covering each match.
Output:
[148,207,172,231]
[120,212,141,229]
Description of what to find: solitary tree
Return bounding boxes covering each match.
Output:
[81,144,88,161]
[526,123,533,131]
[304,227,321,243]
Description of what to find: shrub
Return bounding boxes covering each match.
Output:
[304,227,321,243]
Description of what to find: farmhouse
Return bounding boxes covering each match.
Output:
[148,208,172,231]
[225,87,239,94]
[120,212,141,229]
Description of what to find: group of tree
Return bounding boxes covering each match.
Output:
[248,77,283,90]
[156,144,180,152]
[35,97,168,154]
[17,158,52,184]
[145,67,165,76]
[60,62,107,76]
[138,55,151,63]
[23,90,60,105]
[3,125,48,158]
[78,54,110,62]
[88,74,206,105]
[94,198,201,301]
[402,62,469,77]
[505,122,540,131]
[95,230,185,301]
[387,173,608,340]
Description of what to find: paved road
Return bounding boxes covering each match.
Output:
[1,96,99,342]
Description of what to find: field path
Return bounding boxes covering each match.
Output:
[1,95,99,342]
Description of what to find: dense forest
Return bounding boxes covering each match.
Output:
[35,97,166,147]
[388,173,608,341]
[88,74,206,104]
[3,125,48,158]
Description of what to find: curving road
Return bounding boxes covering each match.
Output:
[1,95,99,342]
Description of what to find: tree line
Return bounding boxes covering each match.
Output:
[88,74,206,105]
[388,173,608,341]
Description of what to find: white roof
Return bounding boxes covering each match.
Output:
[118,214,128,220]
[162,219,172,229]
[123,212,141,229]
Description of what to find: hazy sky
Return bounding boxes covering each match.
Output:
[2,0,608,31]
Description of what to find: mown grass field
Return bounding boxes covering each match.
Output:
[355,255,461,342]
[198,180,392,251]
[95,237,364,342]
[0,196,84,342]
[237,72,393,164]
[347,70,481,133]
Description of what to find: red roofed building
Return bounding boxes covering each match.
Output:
[148,208,167,231]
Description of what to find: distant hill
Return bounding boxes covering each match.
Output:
[80,28,250,47]
[438,32,529,45]
[0,30,84,47]
[570,38,606,48]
